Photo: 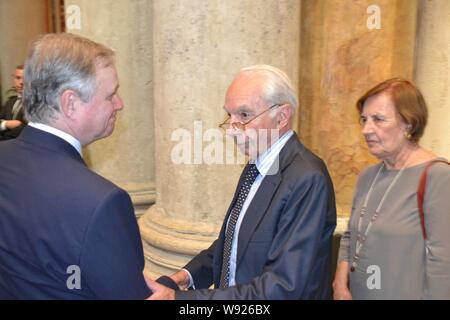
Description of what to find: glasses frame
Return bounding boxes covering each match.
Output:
[219,103,281,131]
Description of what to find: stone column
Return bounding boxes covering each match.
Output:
[65,0,155,216]
[414,0,450,160]
[140,0,300,277]
[0,0,48,104]
[298,0,418,231]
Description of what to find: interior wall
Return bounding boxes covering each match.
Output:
[0,0,49,104]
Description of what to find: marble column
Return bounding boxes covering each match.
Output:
[298,0,418,231]
[65,0,155,216]
[414,0,450,159]
[0,0,48,104]
[139,0,300,277]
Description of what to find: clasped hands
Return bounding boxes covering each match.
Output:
[145,269,190,300]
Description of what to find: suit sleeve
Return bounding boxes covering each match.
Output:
[0,101,5,119]
[176,171,335,299]
[79,188,151,299]
[182,240,218,289]
[0,102,7,131]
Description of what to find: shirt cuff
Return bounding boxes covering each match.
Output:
[181,268,196,290]
[0,120,7,131]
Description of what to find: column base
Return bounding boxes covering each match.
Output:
[139,205,220,278]
[118,181,156,218]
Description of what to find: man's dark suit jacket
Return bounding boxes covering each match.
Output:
[177,133,336,299]
[0,95,26,141]
[0,126,150,299]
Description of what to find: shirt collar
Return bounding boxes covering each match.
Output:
[28,122,83,156]
[254,130,294,177]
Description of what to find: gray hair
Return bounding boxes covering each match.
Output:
[238,65,298,112]
[23,33,115,123]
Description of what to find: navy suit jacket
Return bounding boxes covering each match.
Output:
[0,126,150,299]
[177,133,336,299]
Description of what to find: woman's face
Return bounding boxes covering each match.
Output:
[360,92,410,161]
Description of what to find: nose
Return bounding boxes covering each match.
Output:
[225,125,239,137]
[114,93,124,111]
[361,118,374,136]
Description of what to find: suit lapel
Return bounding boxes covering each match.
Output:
[235,134,302,269]
[3,98,15,119]
[236,172,281,265]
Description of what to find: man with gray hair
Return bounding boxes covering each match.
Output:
[0,33,151,299]
[148,65,337,299]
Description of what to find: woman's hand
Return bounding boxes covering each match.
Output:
[333,261,353,300]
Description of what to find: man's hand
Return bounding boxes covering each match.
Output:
[169,269,190,290]
[146,278,175,300]
[5,120,22,129]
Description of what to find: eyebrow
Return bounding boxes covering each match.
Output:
[223,104,252,113]
[361,111,386,116]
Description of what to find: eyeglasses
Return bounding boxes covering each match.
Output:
[219,104,281,131]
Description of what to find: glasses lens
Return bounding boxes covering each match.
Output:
[219,122,246,131]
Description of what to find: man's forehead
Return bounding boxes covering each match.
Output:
[95,65,118,82]
[224,94,265,110]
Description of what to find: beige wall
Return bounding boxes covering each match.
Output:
[0,0,48,103]
[415,0,450,160]
[299,0,418,219]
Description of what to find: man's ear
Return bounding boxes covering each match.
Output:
[277,104,292,129]
[60,90,79,120]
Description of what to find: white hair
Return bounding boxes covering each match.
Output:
[238,65,298,113]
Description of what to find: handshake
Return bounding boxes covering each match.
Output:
[145,269,190,300]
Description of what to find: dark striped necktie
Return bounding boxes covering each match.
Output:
[219,163,260,288]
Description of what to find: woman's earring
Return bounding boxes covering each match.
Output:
[405,132,412,140]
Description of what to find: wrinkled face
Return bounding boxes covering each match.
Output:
[223,74,279,159]
[13,68,24,93]
[77,65,123,145]
[360,92,410,161]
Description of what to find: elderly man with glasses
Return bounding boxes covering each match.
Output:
[148,65,337,300]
